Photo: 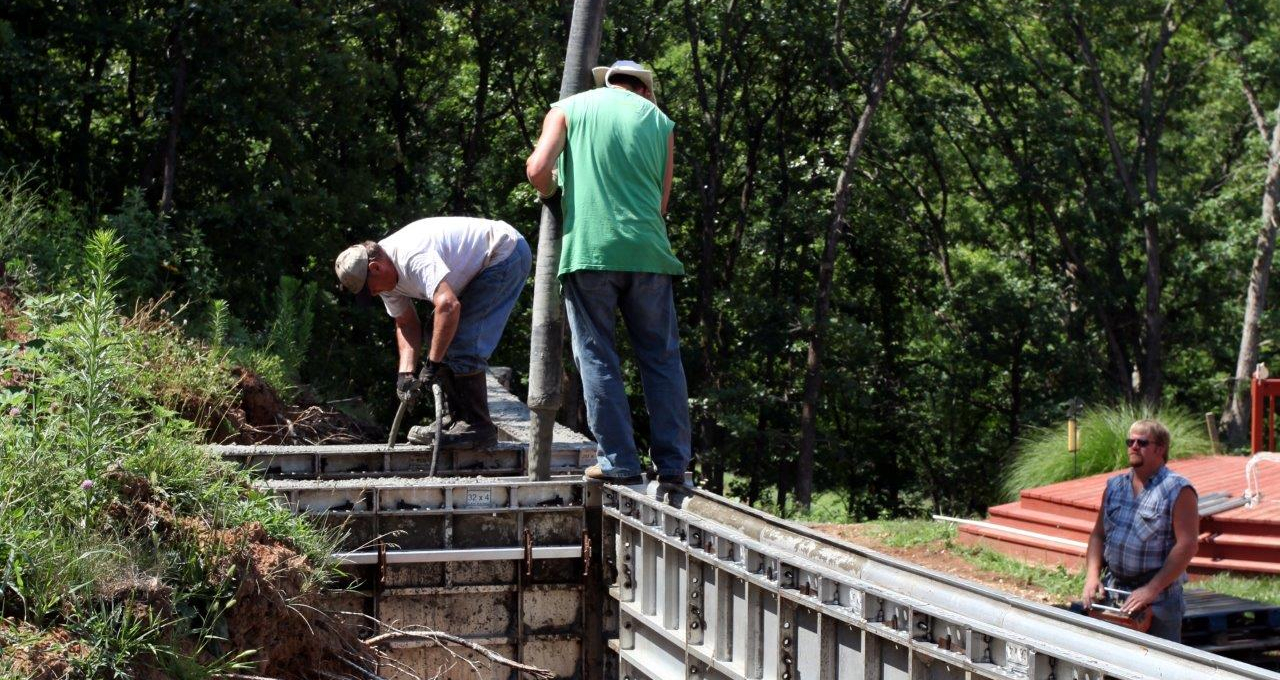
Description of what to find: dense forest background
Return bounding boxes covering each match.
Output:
[3,0,1279,519]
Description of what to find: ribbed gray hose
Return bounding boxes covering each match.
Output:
[527,0,605,481]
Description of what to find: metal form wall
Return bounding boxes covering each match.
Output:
[266,476,596,680]
[601,485,1280,680]
[213,442,594,479]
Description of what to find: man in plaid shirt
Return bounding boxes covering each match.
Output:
[1083,419,1199,642]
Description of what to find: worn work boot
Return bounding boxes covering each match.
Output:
[583,464,643,486]
[405,367,461,445]
[433,371,498,450]
[406,411,456,445]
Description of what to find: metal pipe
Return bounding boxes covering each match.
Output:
[527,0,606,481]
[932,513,1087,548]
[335,545,582,565]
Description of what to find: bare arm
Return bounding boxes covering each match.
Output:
[393,306,422,373]
[662,131,674,216]
[1082,504,1106,608]
[1121,486,1199,615]
[526,108,567,197]
[428,281,460,363]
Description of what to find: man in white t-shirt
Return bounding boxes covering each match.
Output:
[334,217,531,448]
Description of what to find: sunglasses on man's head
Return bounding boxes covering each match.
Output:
[1125,438,1150,448]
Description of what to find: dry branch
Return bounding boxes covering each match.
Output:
[365,627,556,680]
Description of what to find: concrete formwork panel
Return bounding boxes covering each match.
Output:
[453,514,519,549]
[524,585,582,632]
[269,477,593,680]
[384,562,447,588]
[385,641,519,680]
[448,560,517,586]
[524,637,583,678]
[380,514,449,551]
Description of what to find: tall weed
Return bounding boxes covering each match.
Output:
[0,228,339,675]
[1003,403,1214,500]
[266,275,317,386]
[0,169,41,264]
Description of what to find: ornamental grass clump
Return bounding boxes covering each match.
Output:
[1002,403,1214,501]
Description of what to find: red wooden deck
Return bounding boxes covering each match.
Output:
[957,456,1280,574]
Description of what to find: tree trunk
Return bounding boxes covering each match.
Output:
[159,24,189,216]
[450,1,492,214]
[1223,103,1280,445]
[74,44,109,203]
[796,0,915,510]
[1072,5,1181,403]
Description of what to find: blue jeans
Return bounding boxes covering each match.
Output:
[1147,585,1185,643]
[562,271,691,477]
[444,239,531,374]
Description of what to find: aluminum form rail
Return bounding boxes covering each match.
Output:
[212,442,595,479]
[602,485,1280,680]
[335,545,583,565]
[262,477,588,566]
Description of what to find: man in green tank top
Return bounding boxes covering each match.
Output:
[526,60,691,486]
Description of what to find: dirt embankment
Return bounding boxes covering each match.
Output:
[1,470,375,679]
[116,469,374,678]
[1,281,379,678]
[199,367,383,446]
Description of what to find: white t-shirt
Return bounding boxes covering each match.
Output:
[378,217,521,318]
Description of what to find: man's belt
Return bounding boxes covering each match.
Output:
[1105,568,1161,591]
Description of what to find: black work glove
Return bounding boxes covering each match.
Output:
[540,187,564,224]
[421,360,445,386]
[396,372,422,402]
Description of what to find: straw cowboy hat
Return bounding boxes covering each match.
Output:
[591,60,656,93]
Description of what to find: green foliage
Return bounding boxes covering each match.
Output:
[1196,573,1280,606]
[208,299,230,352]
[1004,403,1216,500]
[956,546,1085,602]
[0,228,338,675]
[265,275,317,387]
[0,169,40,263]
[3,0,1280,522]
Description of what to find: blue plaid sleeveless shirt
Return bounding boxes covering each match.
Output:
[1102,466,1195,590]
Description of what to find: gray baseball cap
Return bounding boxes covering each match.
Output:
[334,244,375,306]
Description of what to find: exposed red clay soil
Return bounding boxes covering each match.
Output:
[209,523,372,679]
[110,470,373,678]
[812,523,1062,604]
[203,367,383,445]
[0,621,92,680]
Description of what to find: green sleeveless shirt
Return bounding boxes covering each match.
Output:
[551,87,683,276]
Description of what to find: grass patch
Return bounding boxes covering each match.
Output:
[1004,403,1215,501]
[859,519,1084,600]
[854,520,1280,605]
[1196,573,1280,605]
[859,519,956,548]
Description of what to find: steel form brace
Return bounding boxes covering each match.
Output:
[602,486,1279,680]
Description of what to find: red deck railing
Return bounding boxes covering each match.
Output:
[1250,377,1280,454]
